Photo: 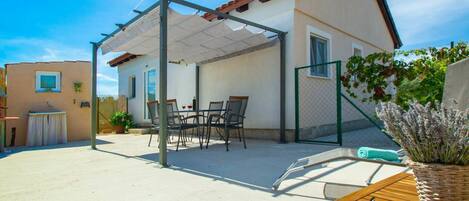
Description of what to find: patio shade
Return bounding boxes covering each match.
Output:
[100,7,275,64]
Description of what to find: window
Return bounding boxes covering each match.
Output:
[36,71,61,92]
[352,43,363,57]
[310,35,329,77]
[144,69,157,120]
[128,76,136,99]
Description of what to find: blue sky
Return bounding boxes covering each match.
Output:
[1,0,468,96]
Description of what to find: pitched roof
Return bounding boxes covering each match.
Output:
[376,0,402,48]
[202,0,255,21]
[108,53,139,67]
[108,0,401,67]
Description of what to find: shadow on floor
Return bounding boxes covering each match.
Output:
[97,139,349,199]
[0,139,112,159]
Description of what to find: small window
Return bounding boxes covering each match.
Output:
[129,76,136,99]
[352,44,363,81]
[310,36,329,77]
[36,71,61,92]
[353,47,362,57]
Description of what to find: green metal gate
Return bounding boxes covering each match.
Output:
[295,61,397,148]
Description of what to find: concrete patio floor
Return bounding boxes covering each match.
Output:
[0,134,408,201]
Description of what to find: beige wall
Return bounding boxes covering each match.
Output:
[5,61,91,147]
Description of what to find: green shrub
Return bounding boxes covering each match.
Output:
[110,112,134,130]
[342,42,468,109]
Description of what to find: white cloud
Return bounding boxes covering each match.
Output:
[388,0,469,47]
[97,73,118,82]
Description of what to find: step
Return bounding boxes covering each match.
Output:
[128,128,150,135]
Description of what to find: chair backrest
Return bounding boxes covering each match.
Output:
[225,100,243,124]
[147,100,159,125]
[155,100,180,127]
[229,96,248,122]
[167,99,179,112]
[165,103,178,126]
[208,101,224,123]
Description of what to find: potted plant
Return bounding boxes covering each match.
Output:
[377,102,468,200]
[110,112,134,134]
[73,81,83,93]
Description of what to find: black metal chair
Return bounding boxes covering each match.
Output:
[146,100,159,147]
[158,100,200,151]
[206,99,245,151]
[201,101,224,148]
[229,96,249,145]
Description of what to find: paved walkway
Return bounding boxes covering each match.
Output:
[0,134,407,201]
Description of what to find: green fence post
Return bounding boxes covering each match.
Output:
[336,61,342,146]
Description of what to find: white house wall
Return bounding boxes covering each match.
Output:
[199,0,295,129]
[116,0,397,131]
[293,0,395,130]
[118,55,195,124]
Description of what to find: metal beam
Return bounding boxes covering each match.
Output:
[97,1,161,46]
[158,0,169,167]
[170,0,285,35]
[279,33,286,143]
[91,42,98,149]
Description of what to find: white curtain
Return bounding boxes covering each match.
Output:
[27,115,46,146]
[27,112,67,146]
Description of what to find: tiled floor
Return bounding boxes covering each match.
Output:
[0,134,407,201]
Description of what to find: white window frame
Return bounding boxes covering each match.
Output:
[36,71,61,92]
[306,25,332,79]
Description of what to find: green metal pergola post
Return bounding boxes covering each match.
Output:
[158,0,169,167]
[279,33,286,143]
[91,42,98,150]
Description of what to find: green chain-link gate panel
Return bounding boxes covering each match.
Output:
[295,61,397,148]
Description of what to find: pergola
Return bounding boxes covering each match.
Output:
[91,0,287,167]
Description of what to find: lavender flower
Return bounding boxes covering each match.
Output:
[377,101,468,165]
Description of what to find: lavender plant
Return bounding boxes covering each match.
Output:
[377,101,468,165]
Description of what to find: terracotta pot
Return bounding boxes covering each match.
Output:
[113,125,125,134]
[407,160,469,201]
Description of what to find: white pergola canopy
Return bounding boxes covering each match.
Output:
[90,0,287,166]
[100,7,276,64]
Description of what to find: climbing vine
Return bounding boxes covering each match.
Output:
[341,42,468,109]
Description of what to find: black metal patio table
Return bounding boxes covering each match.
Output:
[173,109,226,149]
